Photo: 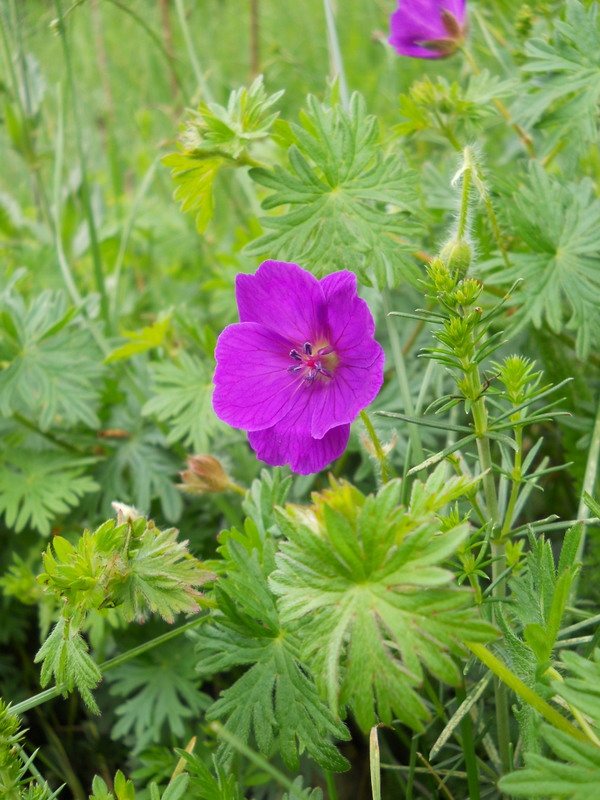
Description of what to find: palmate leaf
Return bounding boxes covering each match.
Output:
[0,449,98,535]
[246,92,422,289]
[480,163,600,357]
[270,469,497,732]
[195,527,350,772]
[142,352,225,452]
[515,0,600,150]
[0,288,104,430]
[108,641,210,752]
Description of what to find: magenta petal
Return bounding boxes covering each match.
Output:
[389,0,466,58]
[308,272,385,438]
[213,322,304,431]
[248,423,350,475]
[236,260,328,344]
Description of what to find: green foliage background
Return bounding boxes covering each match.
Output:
[2,0,600,798]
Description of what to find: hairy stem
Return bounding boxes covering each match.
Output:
[11,615,208,717]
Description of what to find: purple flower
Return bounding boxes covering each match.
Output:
[213,261,385,475]
[389,0,467,59]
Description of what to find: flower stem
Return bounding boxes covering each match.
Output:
[360,410,389,483]
[322,0,350,110]
[11,615,208,717]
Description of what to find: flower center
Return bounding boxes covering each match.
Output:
[288,341,338,382]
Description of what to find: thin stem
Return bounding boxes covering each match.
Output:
[109,158,159,326]
[249,0,260,78]
[325,770,339,800]
[462,48,535,158]
[456,679,481,797]
[467,642,589,745]
[174,0,212,101]
[322,0,349,110]
[383,291,425,469]
[11,615,208,717]
[210,722,304,799]
[360,410,390,483]
[13,413,82,454]
[500,424,522,538]
[457,162,471,241]
[575,389,600,561]
[54,0,109,328]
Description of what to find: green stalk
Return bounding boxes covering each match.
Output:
[456,162,472,240]
[11,615,208,717]
[325,770,340,800]
[575,389,600,562]
[174,0,211,99]
[322,0,349,110]
[54,0,109,328]
[467,643,590,745]
[360,409,390,483]
[383,291,425,469]
[210,722,304,799]
[455,684,481,800]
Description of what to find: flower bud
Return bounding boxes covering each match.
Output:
[178,455,232,495]
[440,238,472,279]
[112,502,143,525]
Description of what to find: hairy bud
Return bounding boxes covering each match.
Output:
[178,454,232,495]
[440,237,472,279]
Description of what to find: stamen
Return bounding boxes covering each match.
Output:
[318,345,334,356]
[289,349,302,361]
[288,364,302,374]
[303,342,313,355]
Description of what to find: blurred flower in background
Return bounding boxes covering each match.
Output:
[389,0,467,58]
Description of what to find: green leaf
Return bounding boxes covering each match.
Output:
[516,0,600,151]
[112,519,214,623]
[0,288,105,430]
[481,163,600,358]
[164,76,282,232]
[105,313,173,363]
[34,616,102,713]
[108,640,210,752]
[245,92,422,288]
[499,726,600,798]
[142,352,225,452]
[175,751,243,800]
[162,152,224,234]
[270,470,497,732]
[0,449,98,535]
[195,532,350,772]
[97,400,183,522]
